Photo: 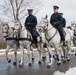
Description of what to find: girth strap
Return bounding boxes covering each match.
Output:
[45,30,57,43]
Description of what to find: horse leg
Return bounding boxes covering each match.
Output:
[6,45,11,63]
[19,45,24,67]
[60,48,64,59]
[62,46,67,63]
[66,45,70,62]
[38,42,43,64]
[13,44,17,66]
[28,47,32,66]
[42,48,46,60]
[55,47,61,65]
[31,46,35,61]
[47,46,52,68]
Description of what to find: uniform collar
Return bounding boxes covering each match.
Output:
[54,12,58,14]
[29,15,33,16]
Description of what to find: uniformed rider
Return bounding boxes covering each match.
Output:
[25,8,39,47]
[59,13,66,28]
[50,6,67,46]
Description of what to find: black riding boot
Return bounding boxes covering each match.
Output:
[32,36,38,48]
[63,40,67,46]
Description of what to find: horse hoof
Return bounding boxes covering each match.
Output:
[53,55,55,58]
[61,56,64,58]
[42,57,46,60]
[8,59,11,63]
[63,60,66,63]
[67,58,70,62]
[19,60,21,63]
[32,58,34,61]
[28,63,32,66]
[19,64,23,68]
[47,65,51,68]
[57,63,61,65]
[57,61,61,65]
[38,61,42,65]
[55,58,57,60]
[75,53,76,56]
[13,62,17,66]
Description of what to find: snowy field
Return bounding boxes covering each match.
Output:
[0,47,76,56]
[0,49,38,56]
[53,67,76,75]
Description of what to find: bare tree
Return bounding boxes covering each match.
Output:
[0,0,43,25]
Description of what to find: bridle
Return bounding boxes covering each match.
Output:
[40,19,54,32]
[2,24,14,38]
[40,18,57,44]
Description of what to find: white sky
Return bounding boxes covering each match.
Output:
[36,0,76,26]
[0,0,76,26]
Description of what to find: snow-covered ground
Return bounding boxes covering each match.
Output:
[0,48,40,56]
[53,67,76,75]
[0,49,26,56]
[0,46,76,56]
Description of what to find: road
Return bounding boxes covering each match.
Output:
[0,54,76,75]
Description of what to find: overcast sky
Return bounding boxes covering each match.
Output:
[0,0,76,26]
[36,0,76,26]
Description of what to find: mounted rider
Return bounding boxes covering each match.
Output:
[59,13,66,27]
[50,6,67,46]
[25,8,39,47]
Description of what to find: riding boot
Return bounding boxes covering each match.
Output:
[63,41,67,46]
[35,43,38,48]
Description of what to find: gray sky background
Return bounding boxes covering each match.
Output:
[0,0,76,26]
[36,0,76,26]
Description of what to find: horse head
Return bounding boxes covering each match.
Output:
[39,15,49,31]
[14,20,22,37]
[2,22,10,37]
[71,21,76,30]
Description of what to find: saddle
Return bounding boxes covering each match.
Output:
[27,30,38,44]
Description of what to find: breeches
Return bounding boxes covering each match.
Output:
[57,26,65,41]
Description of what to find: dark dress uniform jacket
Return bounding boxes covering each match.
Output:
[62,18,66,27]
[25,15,39,37]
[50,13,63,27]
[50,12,65,41]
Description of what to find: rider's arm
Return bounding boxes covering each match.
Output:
[50,15,53,25]
[30,16,37,28]
[57,14,63,25]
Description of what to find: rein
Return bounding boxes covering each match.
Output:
[45,30,57,42]
[44,22,57,44]
[2,28,14,38]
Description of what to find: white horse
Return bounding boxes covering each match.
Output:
[13,20,47,67]
[2,22,18,66]
[39,16,71,68]
[71,21,76,45]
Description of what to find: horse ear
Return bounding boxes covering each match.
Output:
[46,15,48,18]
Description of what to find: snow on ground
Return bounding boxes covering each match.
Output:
[53,67,76,75]
[0,46,76,56]
[0,49,30,56]
[0,48,40,56]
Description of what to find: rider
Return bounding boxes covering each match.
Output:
[25,8,39,47]
[59,13,66,27]
[50,6,67,46]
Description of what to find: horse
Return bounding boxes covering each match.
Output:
[39,16,71,68]
[71,21,76,46]
[2,22,18,66]
[13,20,47,67]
